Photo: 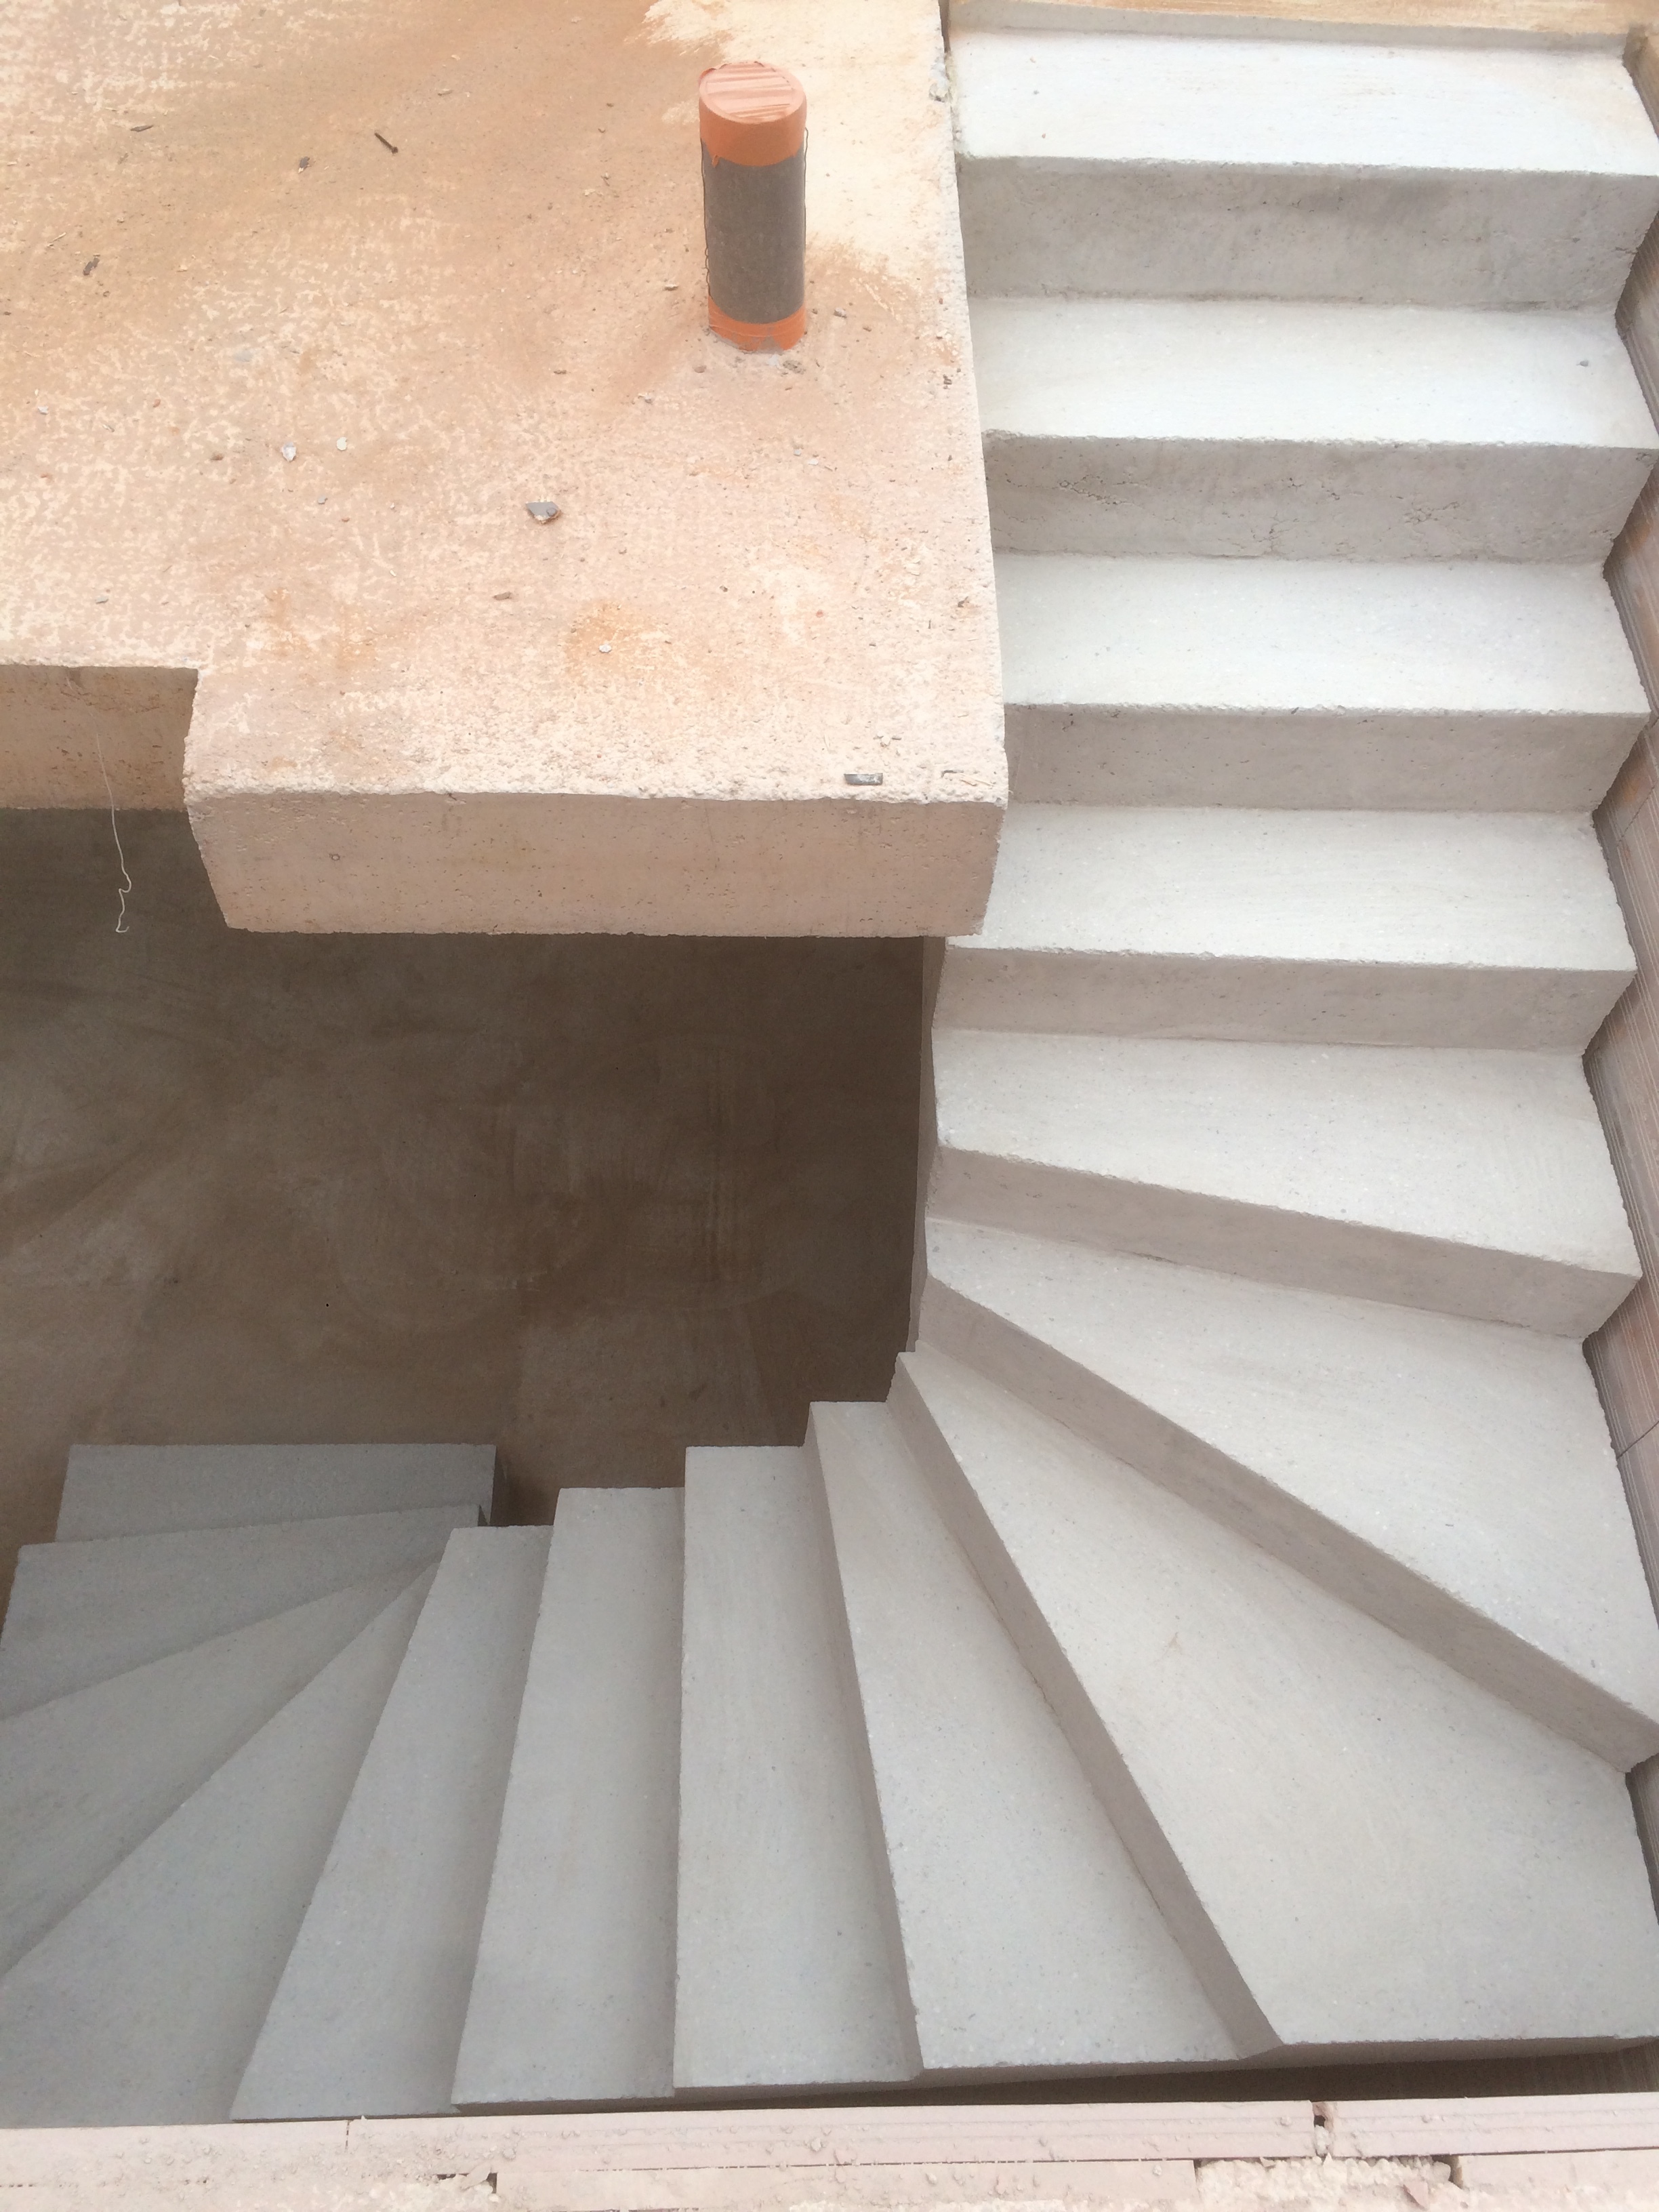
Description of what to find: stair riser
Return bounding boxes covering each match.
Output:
[1004,708,1645,812]
[930,1148,1637,1336]
[984,440,1654,560]
[918,1273,1659,1767]
[936,949,1630,1050]
[885,1359,1279,2057]
[960,167,1657,311]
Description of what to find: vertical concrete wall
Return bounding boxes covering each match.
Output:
[1593,45,1659,1653]
[0,814,922,1617]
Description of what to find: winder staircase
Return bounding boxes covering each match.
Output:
[8,7,1659,2124]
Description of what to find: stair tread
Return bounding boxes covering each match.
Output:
[453,1493,682,2111]
[0,1574,430,2127]
[0,1568,426,1986]
[931,1029,1639,1331]
[896,1347,1659,2053]
[811,1401,1233,2072]
[0,1507,477,1717]
[235,1527,550,2121]
[953,806,1631,972]
[674,1446,918,2094]
[996,556,1647,720]
[923,1218,1659,1763]
[972,298,1656,453]
[954,30,1659,178]
[56,1442,494,1540]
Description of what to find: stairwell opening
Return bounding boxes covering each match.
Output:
[0,808,926,1614]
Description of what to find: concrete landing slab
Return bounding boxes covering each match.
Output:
[0,0,1003,935]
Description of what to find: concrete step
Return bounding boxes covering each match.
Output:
[56,1442,495,1539]
[234,1528,550,2121]
[674,1446,919,2095]
[954,30,1659,309]
[808,1400,1235,2072]
[453,1492,683,2110]
[0,1574,429,2126]
[972,297,1657,558]
[891,1347,1659,2055]
[997,555,1648,811]
[940,804,1632,1048]
[0,1506,476,1717]
[921,1217,1659,1765]
[0,1570,426,1986]
[930,1029,1639,1333]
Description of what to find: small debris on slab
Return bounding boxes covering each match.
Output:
[281,443,297,460]
[525,500,561,524]
[844,771,882,786]
[374,131,398,152]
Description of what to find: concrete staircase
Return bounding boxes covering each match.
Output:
[10,13,1659,2125]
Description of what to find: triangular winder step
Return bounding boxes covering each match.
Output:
[0,1573,432,2126]
[891,1348,1659,2057]
[931,1029,1640,1334]
[808,1401,1233,2074]
[0,1506,476,1718]
[235,1527,550,2121]
[937,803,1633,1047]
[921,1218,1659,1766]
[0,1570,428,1985]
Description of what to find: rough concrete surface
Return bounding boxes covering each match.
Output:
[0,811,922,1614]
[0,0,1004,933]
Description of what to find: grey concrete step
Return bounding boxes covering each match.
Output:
[0,1573,430,2126]
[939,804,1633,1048]
[891,1347,1659,2056]
[0,1570,426,1985]
[930,1029,1639,1334]
[922,1218,1659,1765]
[954,30,1659,308]
[56,1443,495,1539]
[972,297,1657,559]
[0,1506,476,1717]
[674,1446,920,2095]
[453,1492,683,2110]
[234,1527,550,2121]
[996,556,1648,811]
[808,1400,1234,2072]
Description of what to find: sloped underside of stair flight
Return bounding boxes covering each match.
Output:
[11,2,1659,2129]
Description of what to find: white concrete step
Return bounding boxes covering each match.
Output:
[940,804,1632,1048]
[997,555,1648,811]
[674,1446,919,2094]
[892,1347,1659,2055]
[972,298,1657,558]
[808,1400,1235,2072]
[0,1506,476,1717]
[0,1569,426,1986]
[954,30,1659,309]
[454,1492,683,2110]
[930,1029,1639,1333]
[56,1442,495,1538]
[0,1574,430,2126]
[922,1218,1659,1765]
[234,1527,550,2121]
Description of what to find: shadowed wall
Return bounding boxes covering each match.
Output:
[0,811,922,1612]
